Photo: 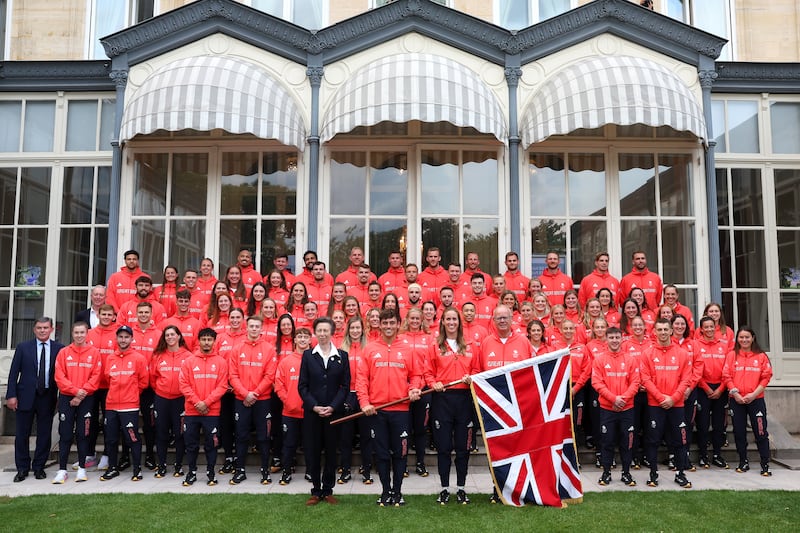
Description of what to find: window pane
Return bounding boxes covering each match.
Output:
[498,0,529,29]
[93,227,108,284]
[99,98,116,150]
[421,150,458,215]
[621,220,658,276]
[463,151,497,215]
[716,168,729,226]
[659,154,693,216]
[734,230,766,288]
[66,101,98,151]
[261,219,297,269]
[661,220,696,284]
[530,153,566,216]
[711,100,726,152]
[131,219,165,275]
[57,289,88,344]
[570,220,606,283]
[219,219,256,270]
[369,219,407,277]
[778,231,800,288]
[733,292,769,350]
[531,218,566,256]
[568,153,605,216]
[263,153,298,215]
[666,0,686,21]
[727,101,759,153]
[422,218,458,266]
[293,0,323,29]
[133,153,167,216]
[170,219,206,270]
[93,0,126,58]
[693,0,729,59]
[0,101,22,152]
[0,291,8,348]
[775,170,800,226]
[463,218,498,275]
[96,167,111,224]
[370,152,407,216]
[331,152,366,216]
[0,229,12,286]
[221,152,258,216]
[23,101,55,152]
[619,153,655,216]
[329,218,365,277]
[731,168,763,226]
[16,228,47,288]
[252,0,283,14]
[20,168,50,225]
[62,167,95,224]
[770,102,800,154]
[59,228,91,286]
[12,293,44,348]
[0,167,16,225]
[539,0,570,21]
[171,153,207,216]
[781,293,800,351]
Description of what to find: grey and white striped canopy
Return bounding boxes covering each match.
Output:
[521,55,706,147]
[120,55,306,150]
[321,53,507,143]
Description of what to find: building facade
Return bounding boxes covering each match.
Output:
[1,0,800,427]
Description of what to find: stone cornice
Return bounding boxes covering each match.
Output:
[713,62,800,94]
[0,61,114,91]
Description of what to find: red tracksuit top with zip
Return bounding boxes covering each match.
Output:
[553,340,592,391]
[105,349,149,411]
[591,348,641,410]
[641,343,692,407]
[539,269,574,307]
[229,337,278,401]
[86,323,117,389]
[471,331,533,373]
[150,347,192,399]
[180,351,229,416]
[722,350,772,397]
[356,336,422,411]
[274,351,304,418]
[423,340,475,391]
[695,336,728,391]
[55,343,103,397]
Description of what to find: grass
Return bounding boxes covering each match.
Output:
[1,491,797,532]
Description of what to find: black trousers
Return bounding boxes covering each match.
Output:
[234,398,272,470]
[13,391,56,472]
[431,389,472,487]
[599,407,634,471]
[645,405,688,472]
[370,410,409,495]
[57,394,95,470]
[731,397,770,464]
[696,385,729,457]
[183,415,219,473]
[104,410,141,468]
[281,415,302,471]
[303,410,341,497]
[154,394,185,467]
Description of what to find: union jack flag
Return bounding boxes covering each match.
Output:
[471,348,583,507]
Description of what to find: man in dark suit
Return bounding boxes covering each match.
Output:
[5,317,65,481]
[75,285,107,329]
[298,317,349,505]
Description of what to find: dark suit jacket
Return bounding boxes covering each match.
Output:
[298,347,350,416]
[75,308,93,328]
[6,338,64,411]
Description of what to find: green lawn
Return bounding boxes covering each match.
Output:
[1,491,797,532]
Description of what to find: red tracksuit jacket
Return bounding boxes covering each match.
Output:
[592,348,641,410]
[150,347,192,399]
[356,336,422,411]
[104,349,149,411]
[55,343,102,396]
[229,338,278,401]
[179,352,229,416]
[274,351,304,418]
[641,343,692,407]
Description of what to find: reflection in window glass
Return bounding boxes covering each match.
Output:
[780,293,800,351]
[331,152,366,216]
[170,219,206,270]
[666,0,687,21]
[530,153,566,217]
[621,220,658,275]
[93,0,126,59]
[770,103,800,154]
[261,219,296,270]
[531,218,566,256]
[727,101,759,153]
[57,290,88,343]
[133,153,167,216]
[370,152,407,216]
[293,0,323,29]
[62,167,95,224]
[97,167,111,224]
[221,152,259,216]
[66,101,98,151]
[720,229,732,289]
[13,294,44,347]
[661,220,696,284]
[733,291,770,350]
[716,168,729,226]
[59,228,91,286]
[0,292,7,348]
[0,168,17,225]
[421,150,458,215]
[0,101,22,152]
[778,231,800,289]
[774,170,800,227]
[463,218,499,273]
[263,153,298,215]
[20,168,50,225]
[99,99,116,150]
[171,154,207,216]
[497,0,530,30]
[219,219,256,272]
[23,101,55,152]
[659,154,693,217]
[16,228,48,288]
[131,219,165,275]
[693,0,731,60]
[734,230,766,288]
[731,168,763,226]
[93,227,108,284]
[329,218,365,276]
[619,154,655,217]
[463,151,497,215]
[568,153,605,216]
[711,100,726,152]
[570,220,606,282]
[369,219,407,275]
[0,229,12,286]
[422,218,459,266]
[539,0,571,20]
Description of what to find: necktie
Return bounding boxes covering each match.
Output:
[37,342,46,393]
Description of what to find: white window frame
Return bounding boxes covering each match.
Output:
[661,0,735,60]
[85,0,157,59]
[492,0,578,29]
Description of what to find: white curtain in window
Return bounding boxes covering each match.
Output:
[293,0,323,29]
[93,0,126,59]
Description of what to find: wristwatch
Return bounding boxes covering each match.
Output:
[729,388,739,395]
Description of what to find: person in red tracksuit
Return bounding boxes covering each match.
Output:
[469,304,534,504]
[150,325,192,479]
[424,307,474,505]
[131,302,162,471]
[722,326,773,476]
[53,321,102,484]
[502,252,530,301]
[357,309,422,507]
[236,248,262,291]
[640,319,693,489]
[179,328,229,487]
[228,316,278,485]
[336,247,377,288]
[578,252,620,308]
[106,249,143,312]
[99,326,149,482]
[117,276,168,327]
[274,327,311,485]
[378,251,408,295]
[539,251,574,307]
[694,315,731,469]
[592,327,640,487]
[417,247,449,307]
[85,303,118,469]
[158,289,202,352]
[617,251,663,310]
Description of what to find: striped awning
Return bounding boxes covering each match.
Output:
[120,56,306,150]
[521,56,706,147]
[321,53,506,143]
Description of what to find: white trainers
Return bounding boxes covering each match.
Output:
[52,470,68,484]
[97,455,109,471]
[76,468,88,482]
[71,461,80,471]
